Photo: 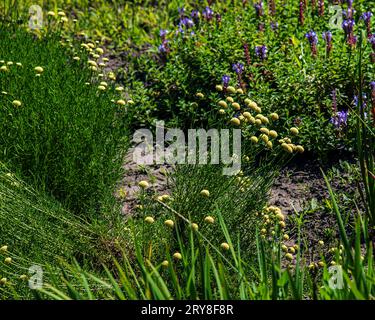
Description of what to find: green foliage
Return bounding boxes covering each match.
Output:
[0,26,131,215]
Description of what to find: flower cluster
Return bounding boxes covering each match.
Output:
[255,45,267,61]
[322,31,333,55]
[342,19,356,47]
[330,110,348,129]
[305,31,318,56]
[361,12,373,37]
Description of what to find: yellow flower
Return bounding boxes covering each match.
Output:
[247,100,258,109]
[281,143,293,153]
[57,11,66,16]
[34,66,44,74]
[220,242,230,251]
[99,81,108,87]
[200,189,210,197]
[281,245,288,252]
[230,118,240,126]
[0,278,7,285]
[270,112,279,120]
[16,62,22,67]
[12,100,22,107]
[218,109,226,115]
[47,11,56,16]
[116,99,126,106]
[103,58,109,62]
[87,43,95,49]
[227,86,236,94]
[89,66,98,71]
[226,96,234,103]
[260,134,269,143]
[295,145,304,153]
[19,275,28,281]
[173,252,182,260]
[7,61,13,66]
[290,127,299,135]
[97,85,106,91]
[95,48,104,55]
[0,245,8,252]
[250,136,258,144]
[236,88,244,94]
[285,253,293,261]
[255,119,262,126]
[115,86,124,91]
[283,234,289,241]
[218,100,228,108]
[204,216,215,224]
[261,116,269,124]
[318,240,324,246]
[144,216,155,224]
[318,261,325,267]
[127,100,135,104]
[191,223,199,231]
[73,56,80,61]
[0,65,8,72]
[288,247,296,254]
[260,127,269,135]
[164,220,174,228]
[232,102,240,110]
[138,180,149,189]
[243,111,251,119]
[118,187,127,199]
[4,257,12,264]
[196,92,204,99]
[88,60,98,67]
[215,85,223,91]
[266,141,273,149]
[161,260,169,267]
[269,130,278,138]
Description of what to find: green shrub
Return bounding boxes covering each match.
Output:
[0,26,131,215]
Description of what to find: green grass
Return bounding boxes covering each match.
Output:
[0,25,131,215]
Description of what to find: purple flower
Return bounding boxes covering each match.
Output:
[255,45,267,60]
[202,6,213,20]
[370,81,375,91]
[323,31,333,54]
[361,12,373,23]
[322,31,332,42]
[222,75,230,88]
[159,29,168,38]
[254,1,264,17]
[330,110,348,128]
[305,31,318,44]
[179,17,194,28]
[178,7,185,16]
[306,31,318,56]
[191,10,200,20]
[232,63,244,75]
[342,19,355,35]
[270,21,279,31]
[354,94,367,109]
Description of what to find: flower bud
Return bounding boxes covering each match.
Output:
[220,242,230,251]
[12,100,22,107]
[138,180,149,189]
[232,102,241,110]
[227,86,236,94]
[200,189,210,197]
[230,118,241,126]
[218,100,228,108]
[290,127,299,135]
[34,66,44,73]
[173,252,182,260]
[164,220,174,228]
[215,85,223,91]
[144,216,155,224]
[269,130,278,138]
[204,216,215,224]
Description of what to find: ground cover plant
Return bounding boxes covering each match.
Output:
[0,0,374,301]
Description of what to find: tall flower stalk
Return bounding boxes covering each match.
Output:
[323,31,333,56]
[305,31,318,56]
[299,1,305,25]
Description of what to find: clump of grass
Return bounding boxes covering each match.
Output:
[0,25,131,215]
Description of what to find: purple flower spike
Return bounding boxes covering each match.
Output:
[255,45,267,61]
[330,110,349,128]
[202,6,214,20]
[232,63,244,75]
[222,75,230,88]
